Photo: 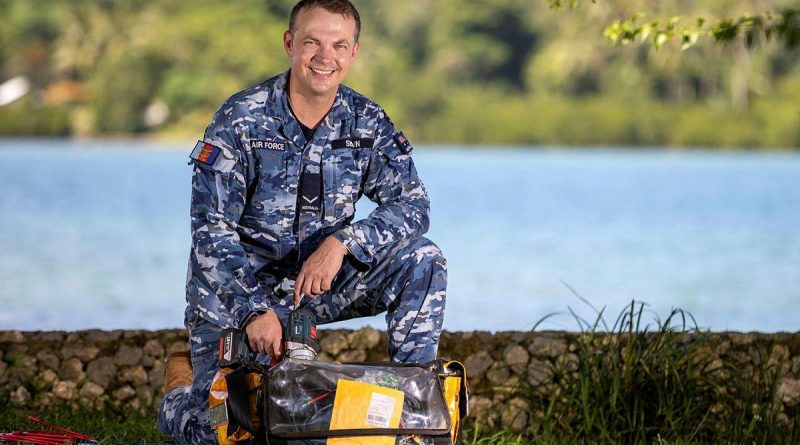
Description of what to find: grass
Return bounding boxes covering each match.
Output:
[502,299,799,445]
[0,406,171,444]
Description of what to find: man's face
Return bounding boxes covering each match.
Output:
[284,7,360,99]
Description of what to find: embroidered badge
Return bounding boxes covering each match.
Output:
[190,141,221,165]
[250,140,286,151]
[393,131,412,154]
[331,138,375,150]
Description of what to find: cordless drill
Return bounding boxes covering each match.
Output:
[218,309,319,368]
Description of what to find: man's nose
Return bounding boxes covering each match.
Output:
[314,44,335,62]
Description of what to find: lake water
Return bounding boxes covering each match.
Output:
[0,139,798,333]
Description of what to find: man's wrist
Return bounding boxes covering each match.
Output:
[325,235,349,257]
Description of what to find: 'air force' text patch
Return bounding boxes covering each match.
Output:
[250,140,286,151]
[190,141,221,165]
[393,131,412,154]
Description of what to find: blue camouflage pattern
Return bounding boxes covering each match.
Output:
[158,71,447,444]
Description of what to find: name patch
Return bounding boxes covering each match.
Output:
[190,141,221,165]
[250,139,286,151]
[331,138,374,150]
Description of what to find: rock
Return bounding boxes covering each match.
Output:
[728,333,755,346]
[34,392,56,407]
[11,356,37,383]
[528,336,568,357]
[348,327,381,350]
[80,382,105,398]
[501,397,530,432]
[503,344,529,374]
[36,350,61,371]
[526,358,552,387]
[793,356,800,375]
[338,350,366,363]
[137,386,154,406]
[61,344,100,361]
[777,378,800,407]
[142,355,155,367]
[167,341,190,355]
[148,360,165,390]
[319,332,349,356]
[0,360,6,377]
[32,369,59,391]
[58,357,86,384]
[86,357,117,387]
[144,339,165,357]
[486,362,510,385]
[9,386,31,406]
[84,330,121,344]
[114,385,136,401]
[556,353,579,373]
[464,351,493,380]
[468,395,492,418]
[768,345,789,369]
[120,366,149,386]
[316,352,334,362]
[124,330,143,340]
[53,381,78,400]
[0,331,25,343]
[114,345,144,367]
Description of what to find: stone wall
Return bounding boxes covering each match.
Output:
[1,329,799,432]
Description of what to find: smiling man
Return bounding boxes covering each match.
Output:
[156,0,447,443]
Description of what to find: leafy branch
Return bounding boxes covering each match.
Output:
[604,9,800,50]
[547,1,800,50]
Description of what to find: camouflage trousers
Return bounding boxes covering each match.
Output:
[157,236,447,444]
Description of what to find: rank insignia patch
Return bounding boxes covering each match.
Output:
[393,131,413,154]
[190,141,221,165]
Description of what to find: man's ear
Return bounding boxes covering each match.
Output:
[350,42,360,62]
[283,31,294,58]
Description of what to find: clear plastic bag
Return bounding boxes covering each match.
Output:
[265,359,452,439]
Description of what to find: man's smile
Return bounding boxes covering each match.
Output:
[310,67,335,76]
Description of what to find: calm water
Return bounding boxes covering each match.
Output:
[1,139,798,332]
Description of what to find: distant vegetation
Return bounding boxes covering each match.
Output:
[1,0,799,148]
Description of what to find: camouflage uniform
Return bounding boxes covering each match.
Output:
[157,71,447,444]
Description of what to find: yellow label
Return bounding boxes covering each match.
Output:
[327,379,404,445]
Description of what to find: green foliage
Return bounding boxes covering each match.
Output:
[0,98,70,136]
[92,49,170,133]
[0,0,798,148]
[603,8,800,51]
[506,301,800,444]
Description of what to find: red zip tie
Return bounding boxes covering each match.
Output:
[27,416,95,442]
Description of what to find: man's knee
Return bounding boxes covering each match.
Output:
[401,237,447,272]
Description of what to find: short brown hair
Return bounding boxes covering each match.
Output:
[289,0,362,43]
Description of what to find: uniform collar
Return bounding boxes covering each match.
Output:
[268,70,355,123]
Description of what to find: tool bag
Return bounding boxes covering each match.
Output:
[211,358,468,445]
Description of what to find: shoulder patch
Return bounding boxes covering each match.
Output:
[393,131,413,155]
[190,141,221,165]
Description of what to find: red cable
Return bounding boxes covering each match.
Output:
[27,417,95,442]
[0,417,96,445]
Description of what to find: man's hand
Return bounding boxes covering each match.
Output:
[245,310,283,357]
[294,236,348,305]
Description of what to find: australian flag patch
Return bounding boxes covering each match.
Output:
[190,141,221,165]
[393,131,412,154]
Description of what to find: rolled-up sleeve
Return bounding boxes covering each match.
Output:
[333,113,430,265]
